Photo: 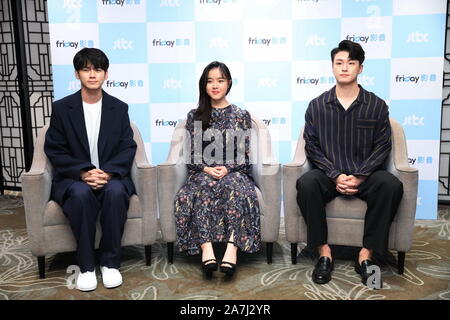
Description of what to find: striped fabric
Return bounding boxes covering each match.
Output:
[304,85,392,179]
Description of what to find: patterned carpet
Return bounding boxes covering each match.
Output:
[0,194,449,300]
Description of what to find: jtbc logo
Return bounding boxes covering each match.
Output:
[113,39,133,50]
[63,0,82,9]
[305,35,326,46]
[403,115,424,126]
[258,78,278,88]
[210,38,229,48]
[163,79,182,89]
[406,32,429,43]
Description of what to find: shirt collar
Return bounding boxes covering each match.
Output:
[325,85,369,105]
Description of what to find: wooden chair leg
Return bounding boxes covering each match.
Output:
[38,256,45,279]
[145,245,152,266]
[397,251,405,275]
[291,243,298,265]
[167,242,174,264]
[266,242,273,264]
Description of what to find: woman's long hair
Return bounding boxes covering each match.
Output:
[195,61,232,131]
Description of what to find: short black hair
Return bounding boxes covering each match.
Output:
[73,48,109,71]
[330,40,365,65]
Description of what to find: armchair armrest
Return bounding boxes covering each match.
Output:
[157,162,187,243]
[131,162,158,245]
[21,164,52,257]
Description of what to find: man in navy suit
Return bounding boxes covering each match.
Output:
[44,48,136,291]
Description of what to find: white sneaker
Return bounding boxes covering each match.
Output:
[100,266,123,289]
[76,270,97,292]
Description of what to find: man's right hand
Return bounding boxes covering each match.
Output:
[81,169,109,190]
[334,174,358,195]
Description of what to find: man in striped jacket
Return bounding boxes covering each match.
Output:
[296,40,404,287]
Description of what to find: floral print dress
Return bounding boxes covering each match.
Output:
[174,105,261,256]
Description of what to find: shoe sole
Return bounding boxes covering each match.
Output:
[77,285,97,292]
[103,280,123,289]
[312,275,332,284]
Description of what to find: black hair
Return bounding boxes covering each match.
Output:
[195,61,232,131]
[330,40,365,65]
[73,47,109,71]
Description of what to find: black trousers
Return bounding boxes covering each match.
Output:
[61,180,130,273]
[296,169,403,255]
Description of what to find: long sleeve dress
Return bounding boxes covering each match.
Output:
[174,104,261,256]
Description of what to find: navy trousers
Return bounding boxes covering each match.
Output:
[61,180,130,273]
[296,169,404,255]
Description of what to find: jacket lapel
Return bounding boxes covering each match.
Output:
[68,90,90,156]
[98,90,115,159]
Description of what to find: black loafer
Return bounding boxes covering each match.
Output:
[355,259,381,287]
[312,256,334,284]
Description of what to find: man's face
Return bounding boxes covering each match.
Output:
[75,63,108,91]
[332,50,363,85]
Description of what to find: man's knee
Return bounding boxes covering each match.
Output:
[296,169,324,192]
[103,180,127,198]
[369,171,403,194]
[66,182,94,202]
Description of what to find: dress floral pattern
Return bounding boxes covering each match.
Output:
[174,105,261,255]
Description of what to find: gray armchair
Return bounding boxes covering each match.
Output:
[157,115,281,263]
[283,118,418,274]
[21,123,158,278]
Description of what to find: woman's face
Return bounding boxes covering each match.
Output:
[205,67,230,102]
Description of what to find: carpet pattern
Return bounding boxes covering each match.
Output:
[0,194,449,300]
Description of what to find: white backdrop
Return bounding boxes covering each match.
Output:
[47,0,446,219]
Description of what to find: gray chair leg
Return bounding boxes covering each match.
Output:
[397,251,405,274]
[266,243,273,264]
[291,243,298,264]
[38,256,45,279]
[167,242,174,264]
[145,245,151,266]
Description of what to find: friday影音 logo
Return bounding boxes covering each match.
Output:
[394,73,437,84]
[154,119,181,127]
[100,0,142,6]
[106,79,144,89]
[55,40,94,50]
[152,38,191,48]
[296,76,335,86]
[248,36,286,47]
[198,0,238,5]
[262,117,287,127]
[345,33,386,44]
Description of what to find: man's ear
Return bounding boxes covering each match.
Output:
[359,64,364,74]
[75,70,80,80]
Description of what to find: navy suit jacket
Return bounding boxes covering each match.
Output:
[44,90,137,205]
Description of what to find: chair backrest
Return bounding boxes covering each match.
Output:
[30,122,146,176]
[165,114,277,187]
